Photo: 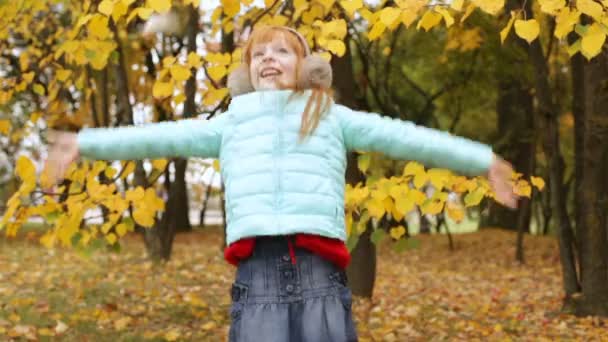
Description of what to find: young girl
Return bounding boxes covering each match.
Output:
[46,25,517,342]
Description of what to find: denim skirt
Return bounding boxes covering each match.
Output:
[228,236,358,342]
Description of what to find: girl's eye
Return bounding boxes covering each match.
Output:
[279,48,289,53]
[253,52,263,57]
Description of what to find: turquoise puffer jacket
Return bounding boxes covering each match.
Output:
[78,90,493,245]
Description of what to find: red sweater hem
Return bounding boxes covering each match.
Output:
[224,234,351,269]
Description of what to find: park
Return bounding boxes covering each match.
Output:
[1,0,607,340]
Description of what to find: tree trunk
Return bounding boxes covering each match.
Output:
[518,1,581,306]
[332,36,376,297]
[571,50,608,316]
[171,158,192,232]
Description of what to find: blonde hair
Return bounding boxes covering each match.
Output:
[243,26,333,140]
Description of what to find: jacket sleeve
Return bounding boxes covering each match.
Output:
[77,114,228,160]
[335,105,494,176]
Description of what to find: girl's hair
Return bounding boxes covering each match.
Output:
[243,26,333,140]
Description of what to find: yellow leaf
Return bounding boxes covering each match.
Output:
[115,223,128,237]
[203,87,229,106]
[147,0,171,13]
[170,65,191,81]
[538,0,565,15]
[105,232,117,245]
[577,0,603,20]
[327,39,346,56]
[164,329,181,341]
[554,8,580,39]
[0,119,11,135]
[88,15,112,40]
[530,176,545,191]
[421,199,444,215]
[514,180,532,197]
[380,7,401,27]
[201,321,216,330]
[38,328,54,336]
[173,93,186,105]
[395,195,415,214]
[460,2,476,23]
[451,0,464,11]
[206,52,232,65]
[152,80,174,98]
[23,71,35,83]
[112,0,129,21]
[137,7,154,20]
[113,316,132,330]
[581,24,606,60]
[367,21,386,41]
[33,83,45,95]
[207,65,227,81]
[435,7,454,28]
[340,0,362,18]
[126,187,146,202]
[514,19,540,44]
[222,0,240,17]
[390,225,406,239]
[98,0,115,16]
[187,52,202,68]
[427,169,450,190]
[212,159,221,172]
[56,69,71,82]
[417,9,443,32]
[16,155,36,182]
[446,205,464,222]
[472,0,504,15]
[413,172,428,189]
[403,161,424,176]
[357,153,370,173]
[152,158,168,170]
[567,39,581,57]
[120,161,135,179]
[464,187,486,207]
[500,12,516,44]
[366,197,386,219]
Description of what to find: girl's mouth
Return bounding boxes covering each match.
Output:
[261,68,282,78]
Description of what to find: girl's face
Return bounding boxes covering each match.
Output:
[249,36,299,91]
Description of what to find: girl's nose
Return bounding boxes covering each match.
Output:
[262,52,274,62]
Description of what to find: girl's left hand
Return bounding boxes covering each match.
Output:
[487,154,519,209]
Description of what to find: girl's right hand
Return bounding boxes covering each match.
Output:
[43,130,79,190]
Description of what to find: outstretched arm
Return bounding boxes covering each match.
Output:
[45,114,228,187]
[336,105,517,208]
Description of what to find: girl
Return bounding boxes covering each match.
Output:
[46,25,517,342]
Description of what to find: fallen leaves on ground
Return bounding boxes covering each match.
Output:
[0,228,606,341]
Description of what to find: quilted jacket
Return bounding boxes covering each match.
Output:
[78,90,494,244]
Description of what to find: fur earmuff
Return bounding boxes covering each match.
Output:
[297,55,332,91]
[227,64,256,97]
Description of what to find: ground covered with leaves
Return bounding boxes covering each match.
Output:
[1,228,606,341]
